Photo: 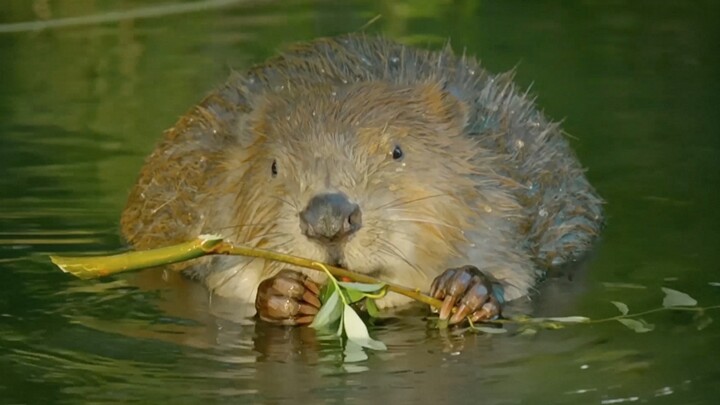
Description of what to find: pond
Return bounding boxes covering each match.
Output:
[1,0,719,403]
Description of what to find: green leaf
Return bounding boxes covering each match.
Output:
[661,287,698,308]
[337,282,386,293]
[695,314,713,331]
[471,326,508,334]
[343,340,369,363]
[309,290,342,329]
[342,305,387,351]
[344,288,367,304]
[318,282,336,304]
[517,327,537,336]
[539,316,591,323]
[336,309,344,337]
[365,298,380,318]
[617,318,655,333]
[611,301,629,315]
[693,310,713,331]
[601,282,647,290]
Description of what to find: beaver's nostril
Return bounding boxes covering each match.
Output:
[347,205,362,229]
[300,192,362,243]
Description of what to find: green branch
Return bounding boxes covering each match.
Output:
[50,236,720,337]
[50,235,444,309]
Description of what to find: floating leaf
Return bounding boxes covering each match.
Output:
[365,298,380,318]
[472,326,508,334]
[517,327,537,336]
[661,287,698,308]
[342,364,369,373]
[617,318,654,333]
[309,290,342,329]
[342,305,387,351]
[693,311,713,331]
[611,301,629,315]
[337,282,386,292]
[539,316,591,323]
[538,322,566,330]
[343,340,369,363]
[601,282,647,290]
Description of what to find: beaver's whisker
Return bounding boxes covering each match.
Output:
[372,193,450,211]
[377,232,436,263]
[370,225,417,238]
[210,257,256,296]
[242,232,291,245]
[375,235,425,278]
[265,239,294,253]
[215,221,277,232]
[390,216,463,231]
[269,195,298,210]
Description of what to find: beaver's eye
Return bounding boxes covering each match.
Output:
[271,160,278,177]
[392,145,403,160]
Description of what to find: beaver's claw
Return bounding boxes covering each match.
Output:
[430,265,504,325]
[255,269,322,325]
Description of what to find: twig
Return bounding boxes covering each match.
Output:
[50,235,444,309]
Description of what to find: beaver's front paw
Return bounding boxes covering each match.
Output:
[255,269,322,325]
[430,265,504,325]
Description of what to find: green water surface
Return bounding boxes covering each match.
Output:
[1,1,719,403]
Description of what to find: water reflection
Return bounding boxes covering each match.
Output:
[1,0,719,403]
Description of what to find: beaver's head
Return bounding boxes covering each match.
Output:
[220,81,509,288]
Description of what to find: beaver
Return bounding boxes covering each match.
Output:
[120,34,604,326]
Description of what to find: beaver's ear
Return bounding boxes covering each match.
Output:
[415,81,470,132]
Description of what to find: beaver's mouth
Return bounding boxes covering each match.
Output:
[326,247,346,268]
[323,246,384,277]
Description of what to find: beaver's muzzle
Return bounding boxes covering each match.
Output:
[299,192,362,244]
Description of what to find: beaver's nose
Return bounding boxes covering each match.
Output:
[300,192,362,243]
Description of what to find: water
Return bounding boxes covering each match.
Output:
[1,1,719,403]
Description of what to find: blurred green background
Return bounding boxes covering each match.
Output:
[1,0,719,403]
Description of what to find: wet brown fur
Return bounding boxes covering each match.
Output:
[120,35,604,307]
